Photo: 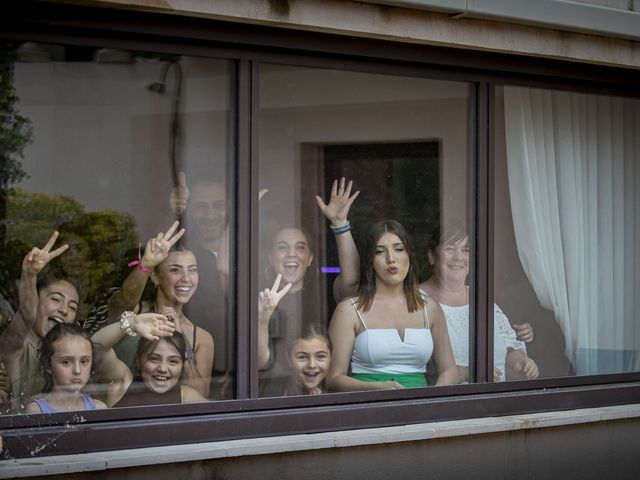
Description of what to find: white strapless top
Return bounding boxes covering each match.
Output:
[351,328,434,374]
[349,298,434,375]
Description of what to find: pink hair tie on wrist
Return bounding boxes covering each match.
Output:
[128,244,153,273]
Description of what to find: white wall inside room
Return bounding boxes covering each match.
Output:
[12,54,232,240]
[258,64,470,235]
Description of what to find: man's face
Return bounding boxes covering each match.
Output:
[188,181,227,245]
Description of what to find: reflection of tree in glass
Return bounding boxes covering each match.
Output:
[0,188,138,323]
[0,46,31,192]
[55,212,138,321]
[0,188,84,312]
[0,47,32,318]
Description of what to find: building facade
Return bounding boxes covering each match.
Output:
[1,1,639,478]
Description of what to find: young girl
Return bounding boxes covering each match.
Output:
[0,231,80,411]
[92,312,206,407]
[283,328,332,396]
[25,323,107,413]
[104,223,213,398]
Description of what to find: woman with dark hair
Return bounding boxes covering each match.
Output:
[91,312,205,407]
[108,223,214,398]
[257,178,360,396]
[25,323,107,413]
[0,231,80,411]
[326,220,458,391]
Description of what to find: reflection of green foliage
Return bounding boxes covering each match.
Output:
[0,188,85,309]
[4,188,84,246]
[0,188,138,312]
[0,45,31,190]
[56,210,138,302]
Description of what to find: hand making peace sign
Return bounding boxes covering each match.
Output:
[139,221,186,270]
[315,177,360,227]
[258,274,292,324]
[22,231,69,277]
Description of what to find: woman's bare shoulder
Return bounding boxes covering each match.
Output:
[334,296,359,314]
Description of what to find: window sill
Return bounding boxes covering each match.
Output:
[3,403,639,478]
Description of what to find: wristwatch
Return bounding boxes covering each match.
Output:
[120,311,137,337]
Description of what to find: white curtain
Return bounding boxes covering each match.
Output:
[504,86,640,374]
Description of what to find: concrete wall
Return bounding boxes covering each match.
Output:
[15,414,640,479]
[75,0,640,69]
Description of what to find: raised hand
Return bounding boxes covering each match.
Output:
[315,177,360,227]
[513,322,535,343]
[258,274,292,322]
[170,171,190,215]
[22,231,69,277]
[132,312,175,341]
[139,221,185,270]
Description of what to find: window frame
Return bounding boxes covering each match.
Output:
[1,0,640,459]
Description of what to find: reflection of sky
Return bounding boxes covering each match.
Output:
[321,267,340,273]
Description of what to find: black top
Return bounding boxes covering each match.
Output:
[182,242,231,374]
[113,377,182,408]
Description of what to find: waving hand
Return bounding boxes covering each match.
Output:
[315,177,360,227]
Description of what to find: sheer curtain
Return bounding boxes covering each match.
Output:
[504,86,640,375]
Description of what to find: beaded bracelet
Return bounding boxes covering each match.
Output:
[330,221,351,235]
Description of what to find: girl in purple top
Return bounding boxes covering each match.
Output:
[25,323,107,414]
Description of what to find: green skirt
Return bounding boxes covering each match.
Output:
[351,372,427,388]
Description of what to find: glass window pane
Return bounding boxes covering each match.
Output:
[257,64,472,395]
[0,42,235,415]
[495,85,640,379]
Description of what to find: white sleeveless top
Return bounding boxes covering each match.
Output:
[350,299,434,375]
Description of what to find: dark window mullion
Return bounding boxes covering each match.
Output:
[472,82,492,383]
[235,58,254,399]
[248,60,261,398]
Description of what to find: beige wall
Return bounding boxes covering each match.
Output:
[258,66,469,233]
[14,55,231,240]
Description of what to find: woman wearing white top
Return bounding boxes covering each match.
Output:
[419,228,539,382]
[326,220,458,391]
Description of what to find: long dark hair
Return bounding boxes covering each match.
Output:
[357,219,423,313]
[39,323,94,393]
